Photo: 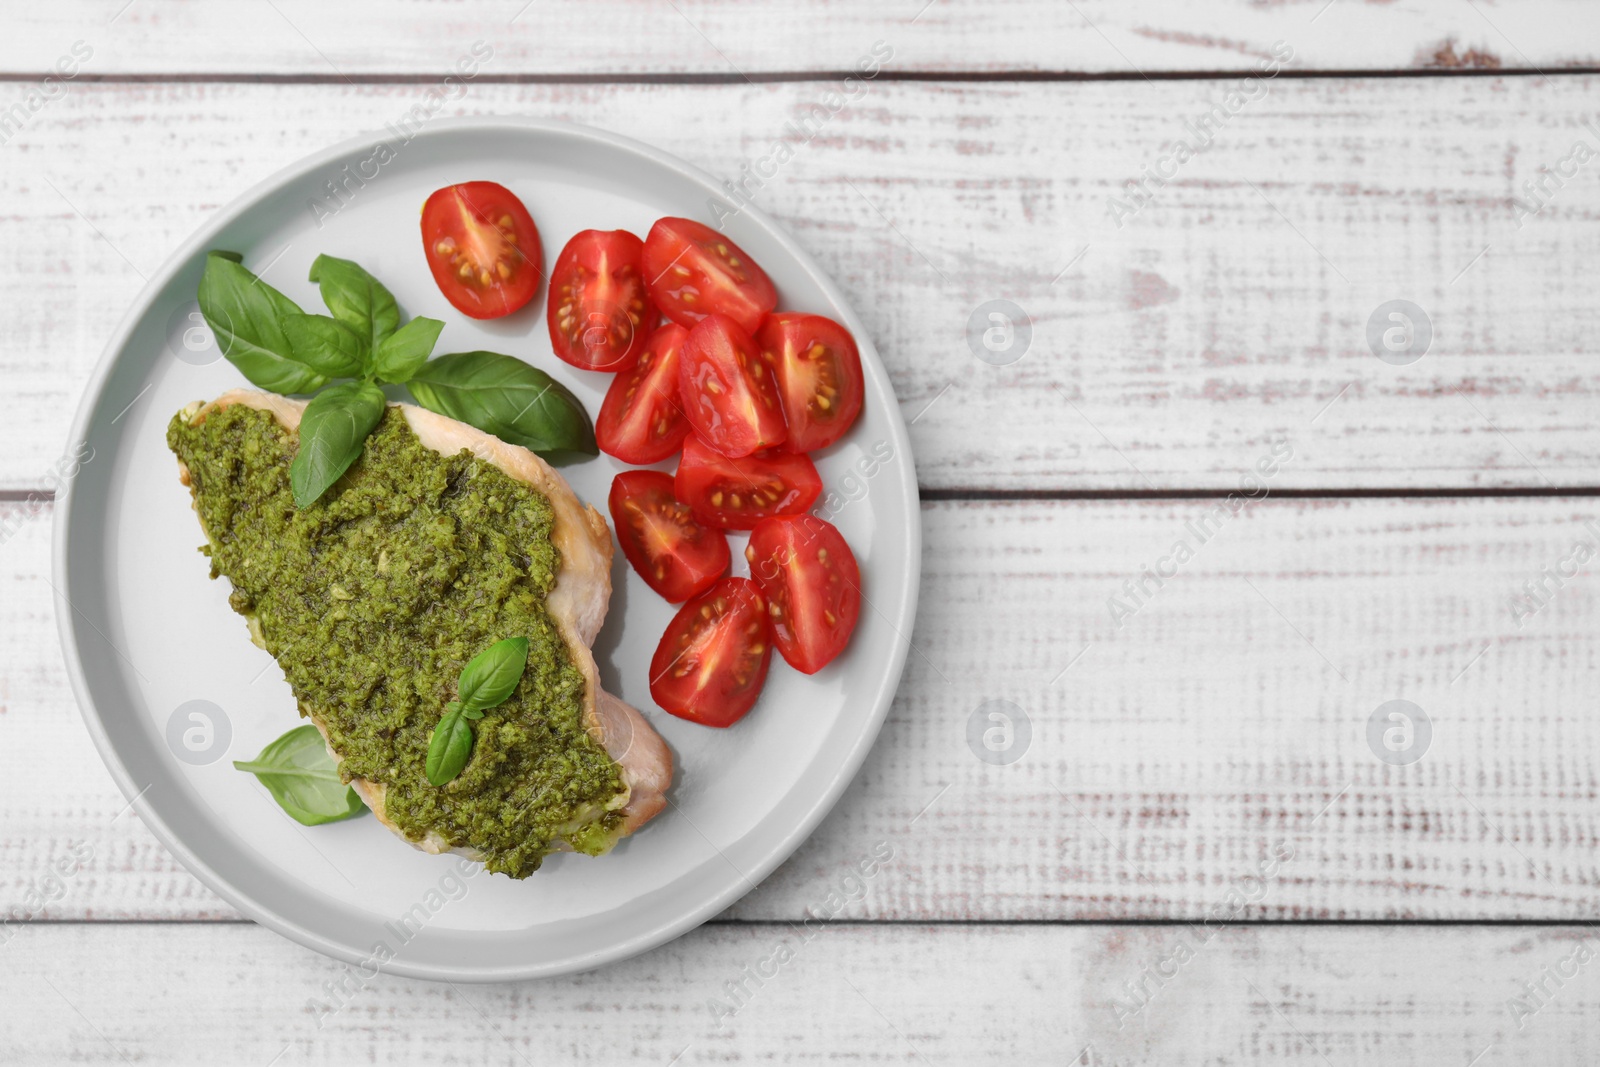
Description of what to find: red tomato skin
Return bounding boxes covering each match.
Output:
[674,435,822,530]
[420,182,543,319]
[642,217,777,333]
[746,516,862,674]
[756,312,866,454]
[547,229,653,371]
[678,314,787,458]
[649,578,773,727]
[596,323,693,464]
[608,470,730,603]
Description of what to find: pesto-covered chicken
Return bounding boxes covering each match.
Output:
[168,389,671,877]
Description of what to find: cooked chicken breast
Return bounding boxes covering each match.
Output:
[174,388,671,865]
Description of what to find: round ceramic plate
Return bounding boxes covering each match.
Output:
[55,118,919,981]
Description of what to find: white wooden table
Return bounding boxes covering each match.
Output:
[7,2,1600,1062]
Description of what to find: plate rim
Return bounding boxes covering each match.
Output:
[52,115,922,981]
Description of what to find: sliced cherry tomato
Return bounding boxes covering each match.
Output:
[642,217,776,333]
[548,229,652,371]
[596,323,692,463]
[678,314,786,457]
[675,434,821,530]
[650,577,772,727]
[609,470,729,603]
[421,182,543,319]
[756,312,865,453]
[746,516,861,674]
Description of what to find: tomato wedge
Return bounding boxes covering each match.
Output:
[548,229,652,371]
[609,470,729,603]
[596,323,692,463]
[642,217,776,333]
[746,516,861,674]
[421,182,542,319]
[675,435,821,530]
[650,577,772,727]
[679,314,786,457]
[756,312,865,453]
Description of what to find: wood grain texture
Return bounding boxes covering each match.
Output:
[4,922,1598,1065]
[12,493,1600,922]
[5,0,1597,76]
[6,78,1600,491]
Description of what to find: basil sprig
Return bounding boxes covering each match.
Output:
[195,249,597,505]
[233,724,368,826]
[196,251,444,507]
[425,637,529,786]
[407,351,598,460]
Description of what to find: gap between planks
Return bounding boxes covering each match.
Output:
[0,68,1597,85]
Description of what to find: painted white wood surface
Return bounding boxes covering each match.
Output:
[6,0,1596,75]
[3,922,1597,1065]
[6,78,1600,491]
[11,493,1600,921]
[7,4,1600,1058]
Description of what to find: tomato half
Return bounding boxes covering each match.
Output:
[642,217,776,333]
[756,312,865,453]
[609,470,729,603]
[548,229,652,371]
[675,435,821,530]
[678,314,786,458]
[596,323,692,463]
[746,516,861,674]
[421,182,542,319]
[649,577,772,727]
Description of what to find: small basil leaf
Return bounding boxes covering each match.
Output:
[425,708,475,786]
[372,316,444,384]
[407,351,598,459]
[233,724,367,826]
[309,254,401,352]
[281,312,367,378]
[457,637,529,713]
[209,249,244,264]
[290,380,387,508]
[198,252,328,395]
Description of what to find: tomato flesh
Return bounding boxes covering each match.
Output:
[757,312,865,453]
[548,229,653,371]
[678,314,787,458]
[746,516,861,674]
[643,217,776,333]
[596,323,692,463]
[421,182,542,319]
[609,470,729,604]
[650,577,772,727]
[675,435,821,530]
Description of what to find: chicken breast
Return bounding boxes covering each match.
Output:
[174,388,671,864]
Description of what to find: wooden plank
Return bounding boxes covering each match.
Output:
[6,78,1600,491]
[2,922,1594,1064]
[6,1,1597,76]
[13,493,1600,922]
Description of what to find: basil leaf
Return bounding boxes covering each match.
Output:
[233,724,367,826]
[425,708,475,786]
[457,637,529,714]
[290,380,387,508]
[281,312,367,378]
[407,351,597,459]
[198,251,328,395]
[309,254,401,352]
[371,316,444,384]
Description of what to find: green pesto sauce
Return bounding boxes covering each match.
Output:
[167,403,624,877]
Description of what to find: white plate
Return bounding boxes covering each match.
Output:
[55,118,919,981]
